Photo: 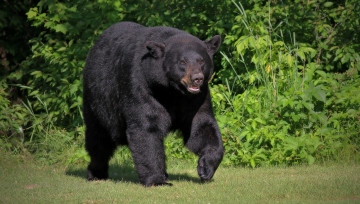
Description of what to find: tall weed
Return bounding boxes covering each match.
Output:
[211,1,360,167]
[0,82,86,164]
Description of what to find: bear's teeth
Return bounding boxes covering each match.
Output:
[189,86,199,91]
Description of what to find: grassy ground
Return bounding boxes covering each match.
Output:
[0,150,359,203]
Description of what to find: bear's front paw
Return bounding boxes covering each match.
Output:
[197,156,215,181]
[197,165,213,181]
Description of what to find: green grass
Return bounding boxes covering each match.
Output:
[0,150,359,203]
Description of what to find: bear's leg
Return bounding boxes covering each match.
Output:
[85,124,116,181]
[126,127,171,187]
[183,112,224,182]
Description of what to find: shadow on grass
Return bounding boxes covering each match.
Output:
[66,164,203,185]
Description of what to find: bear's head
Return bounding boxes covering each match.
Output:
[145,35,221,95]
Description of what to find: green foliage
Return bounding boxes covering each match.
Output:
[22,0,126,127]
[122,0,234,39]
[0,0,38,76]
[165,131,197,163]
[0,0,359,167]
[0,81,31,152]
[0,78,86,164]
[211,1,360,167]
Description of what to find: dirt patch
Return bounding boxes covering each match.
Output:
[25,184,39,190]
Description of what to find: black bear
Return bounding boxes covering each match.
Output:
[83,22,224,186]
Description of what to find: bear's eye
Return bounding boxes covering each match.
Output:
[197,58,204,64]
[180,60,187,65]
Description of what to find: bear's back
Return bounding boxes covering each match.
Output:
[101,22,187,45]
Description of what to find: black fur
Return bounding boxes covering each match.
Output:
[83,22,224,186]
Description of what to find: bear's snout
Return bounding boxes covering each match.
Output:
[191,72,204,86]
[180,65,205,94]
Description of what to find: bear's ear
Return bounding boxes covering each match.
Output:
[205,35,221,56]
[145,41,165,58]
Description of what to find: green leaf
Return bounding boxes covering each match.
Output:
[307,155,315,165]
[303,102,314,111]
[254,118,265,124]
[26,8,38,19]
[341,53,351,64]
[291,114,300,122]
[312,86,326,102]
[324,2,333,7]
[30,71,43,78]
[298,50,306,61]
[250,159,256,168]
[315,70,327,78]
[249,75,256,84]
[251,120,257,130]
[69,84,78,95]
[57,47,67,52]
[55,24,68,34]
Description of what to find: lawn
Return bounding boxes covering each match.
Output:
[0,150,359,203]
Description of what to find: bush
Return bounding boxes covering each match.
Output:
[0,0,359,167]
[211,1,360,167]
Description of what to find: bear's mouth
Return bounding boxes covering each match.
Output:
[181,80,201,94]
[187,85,200,93]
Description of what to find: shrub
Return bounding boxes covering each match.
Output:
[211,1,360,167]
[1,0,359,167]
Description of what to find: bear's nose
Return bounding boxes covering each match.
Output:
[191,73,204,86]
